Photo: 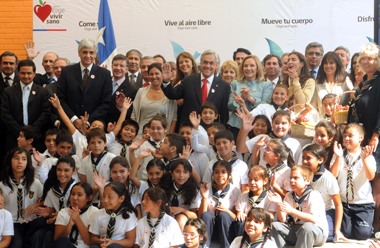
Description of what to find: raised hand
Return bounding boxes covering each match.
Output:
[123,97,133,110]
[32,148,42,166]
[179,145,192,160]
[267,190,282,204]
[189,111,201,129]
[49,94,61,109]
[24,40,41,60]
[199,182,209,199]
[162,63,172,82]
[333,141,343,158]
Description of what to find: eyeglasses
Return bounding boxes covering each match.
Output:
[307,52,322,56]
[183,233,199,239]
[264,146,273,153]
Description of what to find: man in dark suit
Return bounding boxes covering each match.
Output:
[1,60,51,151]
[162,50,230,124]
[24,41,59,87]
[57,39,112,128]
[0,51,19,158]
[106,54,137,124]
[126,49,143,91]
[263,54,282,89]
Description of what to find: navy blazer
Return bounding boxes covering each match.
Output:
[57,63,112,123]
[162,73,230,124]
[1,82,51,149]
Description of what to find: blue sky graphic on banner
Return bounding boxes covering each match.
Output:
[97,0,117,65]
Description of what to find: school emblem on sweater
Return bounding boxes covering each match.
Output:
[29,191,35,199]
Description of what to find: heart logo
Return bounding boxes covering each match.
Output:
[34,3,52,23]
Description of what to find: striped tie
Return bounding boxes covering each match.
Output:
[106,207,124,239]
[147,212,165,248]
[344,150,360,203]
[12,178,25,220]
[22,85,30,125]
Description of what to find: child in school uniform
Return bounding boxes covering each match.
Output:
[53,182,98,248]
[330,123,376,240]
[181,218,208,248]
[37,129,80,184]
[229,165,276,243]
[107,119,139,164]
[49,94,132,161]
[178,122,209,180]
[40,128,58,159]
[89,181,138,247]
[189,107,224,162]
[202,130,249,192]
[0,147,44,248]
[32,156,78,248]
[313,120,339,170]
[302,144,347,242]
[135,187,184,247]
[0,188,14,248]
[230,208,276,248]
[93,156,142,219]
[236,110,302,167]
[129,114,168,180]
[160,159,201,231]
[78,128,116,202]
[199,160,241,248]
[269,165,328,248]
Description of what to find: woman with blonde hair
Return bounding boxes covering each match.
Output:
[221,60,239,85]
[228,55,273,139]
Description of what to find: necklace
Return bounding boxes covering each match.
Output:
[150,87,162,93]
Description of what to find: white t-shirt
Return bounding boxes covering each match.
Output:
[169,186,201,210]
[283,190,329,240]
[38,155,81,184]
[202,158,249,190]
[189,151,209,180]
[204,184,241,215]
[246,134,302,166]
[236,191,277,214]
[0,209,14,241]
[135,213,184,248]
[44,180,77,212]
[0,178,43,223]
[78,152,116,187]
[134,140,159,180]
[89,208,138,240]
[230,236,277,248]
[55,206,98,248]
[311,169,340,210]
[107,132,132,164]
[336,149,376,204]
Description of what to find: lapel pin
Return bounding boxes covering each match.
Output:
[90,75,95,79]
[116,91,120,95]
[211,89,215,93]
[32,91,36,95]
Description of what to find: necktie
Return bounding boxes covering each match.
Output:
[147,212,165,248]
[171,184,185,207]
[4,76,11,86]
[201,78,208,103]
[212,181,230,207]
[91,151,108,172]
[22,85,30,125]
[83,68,89,87]
[344,150,360,203]
[112,81,118,94]
[12,178,25,220]
[48,77,56,84]
[130,74,136,84]
[106,207,125,239]
[69,205,90,245]
[309,70,316,79]
[52,178,75,210]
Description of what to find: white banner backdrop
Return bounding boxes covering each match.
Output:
[32,0,374,72]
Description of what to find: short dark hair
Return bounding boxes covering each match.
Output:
[112,54,127,63]
[166,133,186,154]
[20,126,40,141]
[55,129,73,145]
[0,51,18,64]
[17,60,36,72]
[233,48,251,60]
[263,54,282,67]
[214,130,234,143]
[86,128,106,143]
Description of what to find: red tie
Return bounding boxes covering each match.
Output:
[201,78,208,103]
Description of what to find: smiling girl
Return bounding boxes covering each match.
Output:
[135,187,184,247]
[89,181,138,247]
[0,147,43,248]
[198,160,241,248]
[53,182,98,248]
[160,159,200,231]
